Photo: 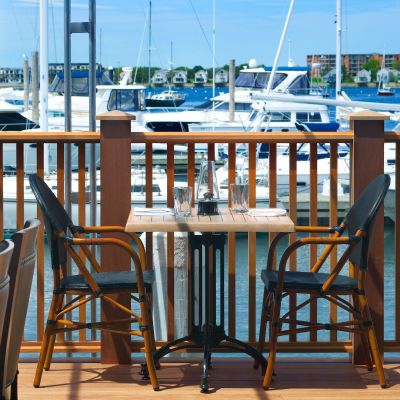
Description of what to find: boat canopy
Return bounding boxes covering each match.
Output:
[49,71,113,96]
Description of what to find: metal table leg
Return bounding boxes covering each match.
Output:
[153,232,266,392]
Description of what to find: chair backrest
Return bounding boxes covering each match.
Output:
[29,173,72,269]
[0,219,39,396]
[0,239,14,337]
[345,174,390,269]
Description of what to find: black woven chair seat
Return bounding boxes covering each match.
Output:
[261,270,357,292]
[60,270,154,291]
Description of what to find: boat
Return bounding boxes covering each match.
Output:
[0,100,38,132]
[377,51,395,96]
[145,90,186,107]
[377,83,395,97]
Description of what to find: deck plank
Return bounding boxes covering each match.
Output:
[17,360,400,399]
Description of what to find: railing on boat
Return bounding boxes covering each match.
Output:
[1,111,399,364]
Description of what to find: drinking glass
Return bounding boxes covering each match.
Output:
[230,183,249,213]
[173,186,192,217]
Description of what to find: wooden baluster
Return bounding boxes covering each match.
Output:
[166,143,175,341]
[16,143,24,230]
[329,143,338,342]
[36,143,45,341]
[78,143,86,343]
[288,142,297,343]
[145,143,153,270]
[248,143,256,343]
[227,143,236,337]
[309,143,318,342]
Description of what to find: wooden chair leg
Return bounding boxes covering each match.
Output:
[262,293,281,389]
[33,325,53,388]
[254,288,269,369]
[44,335,56,371]
[146,291,160,369]
[33,293,60,388]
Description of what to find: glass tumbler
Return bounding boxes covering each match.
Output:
[173,186,192,217]
[230,183,249,213]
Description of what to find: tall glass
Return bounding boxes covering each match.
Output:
[173,186,192,217]
[230,183,249,213]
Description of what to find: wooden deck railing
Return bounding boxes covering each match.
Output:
[2,111,399,363]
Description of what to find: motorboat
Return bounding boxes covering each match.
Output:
[145,90,186,107]
[0,100,37,132]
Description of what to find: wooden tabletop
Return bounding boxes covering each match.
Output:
[125,208,295,233]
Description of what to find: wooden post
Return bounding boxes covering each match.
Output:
[349,110,388,364]
[97,110,134,364]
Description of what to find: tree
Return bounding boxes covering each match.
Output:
[392,60,400,71]
[342,64,353,83]
[362,58,381,81]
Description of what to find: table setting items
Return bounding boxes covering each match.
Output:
[196,160,220,215]
[229,183,249,213]
[173,186,193,217]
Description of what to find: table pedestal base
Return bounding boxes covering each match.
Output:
[153,233,266,392]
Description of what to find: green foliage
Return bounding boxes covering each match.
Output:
[392,60,400,71]
[362,58,381,81]
[342,64,353,83]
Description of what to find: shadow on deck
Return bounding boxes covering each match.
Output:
[18,359,400,399]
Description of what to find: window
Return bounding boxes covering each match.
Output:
[107,89,145,112]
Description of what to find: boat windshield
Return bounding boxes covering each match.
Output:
[107,89,146,112]
[235,72,287,89]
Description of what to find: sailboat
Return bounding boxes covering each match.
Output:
[377,51,395,96]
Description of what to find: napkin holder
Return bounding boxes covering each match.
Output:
[198,190,219,215]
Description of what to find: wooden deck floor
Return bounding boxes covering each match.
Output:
[18,359,400,400]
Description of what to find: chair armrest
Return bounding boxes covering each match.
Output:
[295,225,344,234]
[273,236,353,294]
[66,236,148,295]
[76,225,147,269]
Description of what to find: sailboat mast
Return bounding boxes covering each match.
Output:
[265,0,295,95]
[148,0,152,87]
[335,0,342,97]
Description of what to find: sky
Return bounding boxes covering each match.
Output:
[0,0,399,69]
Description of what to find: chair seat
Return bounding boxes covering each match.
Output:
[261,270,358,292]
[60,270,154,292]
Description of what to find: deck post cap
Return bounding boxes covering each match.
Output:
[346,110,389,121]
[96,110,136,121]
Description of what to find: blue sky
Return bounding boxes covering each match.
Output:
[1,0,399,69]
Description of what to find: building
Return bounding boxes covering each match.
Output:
[0,67,24,84]
[307,53,400,78]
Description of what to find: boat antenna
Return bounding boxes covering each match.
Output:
[265,0,295,95]
[148,0,152,87]
[335,0,342,97]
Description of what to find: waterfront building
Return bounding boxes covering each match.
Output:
[307,53,400,78]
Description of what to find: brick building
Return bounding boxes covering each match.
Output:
[307,53,400,78]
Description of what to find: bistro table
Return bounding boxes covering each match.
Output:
[125,207,295,392]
